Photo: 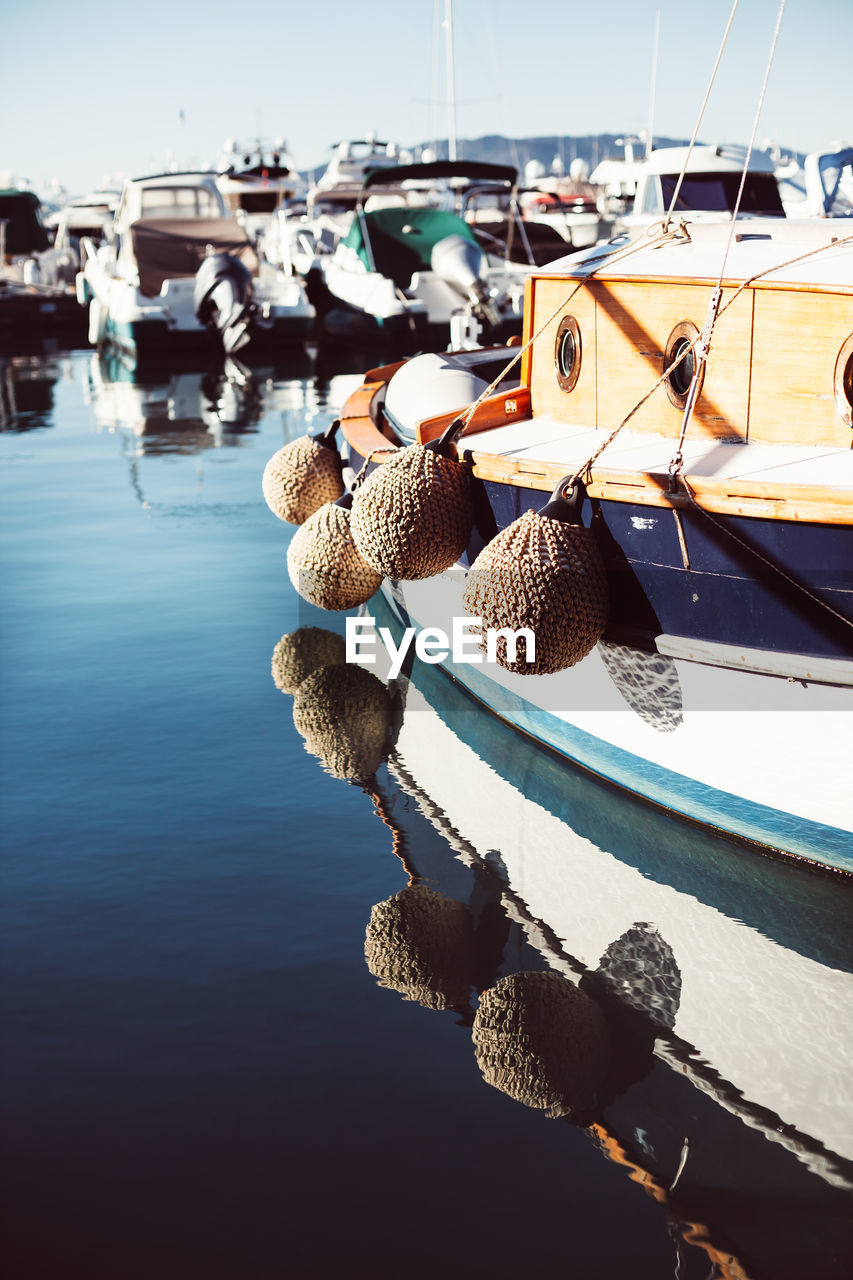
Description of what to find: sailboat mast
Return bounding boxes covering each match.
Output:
[445,0,457,162]
[646,9,660,157]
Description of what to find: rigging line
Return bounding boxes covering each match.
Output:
[716,0,788,284]
[456,225,685,435]
[669,0,788,476]
[664,0,740,226]
[677,475,853,638]
[716,231,853,319]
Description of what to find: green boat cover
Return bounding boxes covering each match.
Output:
[0,190,50,255]
[342,207,480,290]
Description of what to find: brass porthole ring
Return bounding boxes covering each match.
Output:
[555,314,582,393]
[833,333,853,428]
[663,320,705,411]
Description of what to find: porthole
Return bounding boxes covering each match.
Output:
[664,320,705,410]
[834,333,853,428]
[555,315,582,393]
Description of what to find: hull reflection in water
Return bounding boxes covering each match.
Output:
[276,608,853,1280]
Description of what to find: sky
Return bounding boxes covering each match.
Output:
[2,0,850,195]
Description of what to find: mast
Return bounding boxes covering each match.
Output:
[444,0,457,162]
[646,9,660,158]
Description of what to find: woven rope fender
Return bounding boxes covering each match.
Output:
[350,444,473,580]
[261,423,345,525]
[271,627,347,694]
[462,479,609,675]
[292,663,392,783]
[472,971,610,1120]
[364,884,475,1012]
[287,499,383,612]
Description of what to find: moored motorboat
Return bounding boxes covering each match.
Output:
[308,161,534,347]
[0,187,87,332]
[77,171,314,361]
[320,212,853,874]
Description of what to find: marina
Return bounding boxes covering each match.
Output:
[2,334,852,1278]
[3,1,853,1275]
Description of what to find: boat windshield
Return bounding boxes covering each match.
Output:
[659,172,785,216]
[139,187,223,219]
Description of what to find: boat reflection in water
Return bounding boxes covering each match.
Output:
[0,349,65,432]
[82,348,317,454]
[275,602,853,1280]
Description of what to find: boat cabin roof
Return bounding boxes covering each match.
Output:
[116,173,227,230]
[361,160,518,191]
[643,144,777,176]
[535,217,853,290]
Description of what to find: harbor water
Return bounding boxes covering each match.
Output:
[2,341,852,1279]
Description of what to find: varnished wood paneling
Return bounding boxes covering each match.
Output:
[528,277,598,422]
[748,289,853,446]
[592,280,754,438]
[530,277,756,439]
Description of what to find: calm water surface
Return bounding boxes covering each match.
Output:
[2,343,852,1279]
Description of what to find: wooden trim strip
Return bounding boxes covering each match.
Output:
[467,450,853,524]
[339,380,853,524]
[415,387,531,444]
[535,270,853,297]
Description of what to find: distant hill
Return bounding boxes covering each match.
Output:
[413,133,692,176]
[304,133,804,184]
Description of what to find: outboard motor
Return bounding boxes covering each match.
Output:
[193,253,256,355]
[430,234,500,328]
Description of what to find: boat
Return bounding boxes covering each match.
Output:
[77,171,314,361]
[307,160,535,348]
[42,188,120,278]
[519,158,613,250]
[297,206,853,875]
[216,138,307,266]
[803,145,853,218]
[620,143,786,233]
[276,612,853,1277]
[0,187,87,332]
[309,135,410,209]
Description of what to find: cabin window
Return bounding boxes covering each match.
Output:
[835,335,853,428]
[555,315,582,393]
[660,172,785,217]
[140,187,222,219]
[664,321,705,409]
[640,177,663,216]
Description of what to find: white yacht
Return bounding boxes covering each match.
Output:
[78,171,314,360]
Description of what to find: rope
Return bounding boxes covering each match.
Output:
[668,0,787,477]
[663,0,740,227]
[677,475,853,638]
[454,224,686,438]
[350,443,397,488]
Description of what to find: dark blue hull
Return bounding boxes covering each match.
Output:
[462,478,853,663]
